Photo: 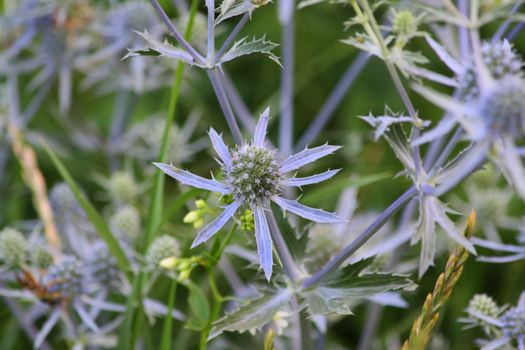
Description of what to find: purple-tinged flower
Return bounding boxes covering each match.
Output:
[500,295,525,349]
[472,292,525,350]
[155,108,344,280]
[459,293,506,337]
[412,36,525,200]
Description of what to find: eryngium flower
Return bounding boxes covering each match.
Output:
[501,305,525,340]
[50,182,79,214]
[414,43,525,199]
[86,241,120,290]
[458,40,524,101]
[31,246,54,269]
[110,205,141,241]
[470,294,500,319]
[474,292,525,350]
[0,227,27,268]
[155,108,344,279]
[44,255,84,297]
[478,76,525,138]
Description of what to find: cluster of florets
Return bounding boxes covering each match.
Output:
[0,228,28,268]
[31,246,54,269]
[239,209,255,231]
[225,144,283,206]
[392,10,418,38]
[108,172,138,204]
[146,235,181,270]
[469,294,500,319]
[86,242,120,289]
[110,205,141,240]
[44,255,84,297]
[500,306,525,338]
[50,182,79,214]
[479,76,525,137]
[458,40,524,101]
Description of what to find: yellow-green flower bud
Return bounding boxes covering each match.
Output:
[392,10,417,37]
[240,209,255,231]
[183,211,200,224]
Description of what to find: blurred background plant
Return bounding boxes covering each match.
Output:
[0,0,524,349]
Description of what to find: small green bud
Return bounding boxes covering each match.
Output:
[183,199,214,229]
[219,193,235,206]
[239,209,255,231]
[178,260,192,271]
[31,246,54,269]
[177,269,191,282]
[108,172,137,204]
[183,211,200,224]
[110,205,141,240]
[392,10,417,37]
[194,219,204,229]
[160,257,179,269]
[195,199,207,209]
[0,228,28,268]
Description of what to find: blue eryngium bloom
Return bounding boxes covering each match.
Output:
[155,108,345,280]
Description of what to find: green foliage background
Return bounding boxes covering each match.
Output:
[1,0,524,349]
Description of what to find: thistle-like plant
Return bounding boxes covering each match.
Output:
[461,292,525,350]
[155,108,344,279]
[412,37,525,200]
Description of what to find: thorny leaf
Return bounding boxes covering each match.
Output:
[216,0,270,24]
[209,289,292,339]
[220,36,281,66]
[302,258,414,315]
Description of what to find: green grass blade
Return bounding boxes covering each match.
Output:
[43,143,131,279]
[160,279,178,350]
[118,271,144,350]
[119,0,200,348]
[143,0,200,250]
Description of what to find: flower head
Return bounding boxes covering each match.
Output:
[44,255,84,298]
[86,241,120,290]
[0,227,27,269]
[146,235,181,271]
[478,76,525,138]
[458,40,524,101]
[225,144,283,205]
[470,294,500,319]
[501,304,525,340]
[413,37,525,199]
[475,292,525,350]
[31,246,54,269]
[110,205,142,241]
[155,108,344,280]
